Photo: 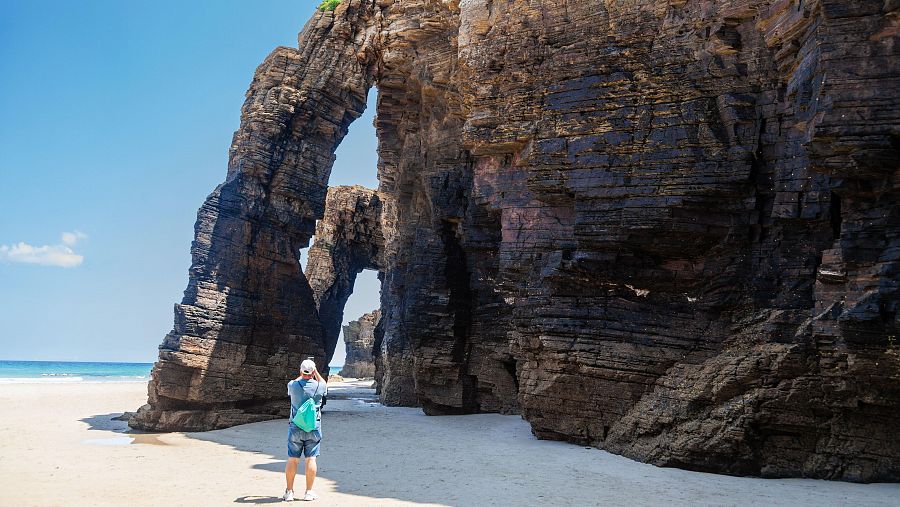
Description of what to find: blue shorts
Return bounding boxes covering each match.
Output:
[288,424,321,459]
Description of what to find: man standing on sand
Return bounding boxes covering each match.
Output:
[284,359,327,502]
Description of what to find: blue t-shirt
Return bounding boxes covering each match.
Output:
[288,379,327,430]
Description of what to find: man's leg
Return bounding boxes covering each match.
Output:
[304,457,317,492]
[301,432,321,499]
[286,457,300,492]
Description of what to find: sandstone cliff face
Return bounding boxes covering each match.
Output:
[341,310,380,378]
[137,0,898,481]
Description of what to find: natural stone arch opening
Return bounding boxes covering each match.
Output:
[131,2,383,432]
[304,185,384,372]
[301,83,382,377]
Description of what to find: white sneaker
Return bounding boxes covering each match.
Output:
[283,490,295,501]
[303,491,318,501]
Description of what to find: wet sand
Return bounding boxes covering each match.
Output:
[0,381,897,506]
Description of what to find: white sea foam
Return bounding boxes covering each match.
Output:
[0,376,86,383]
[0,376,148,384]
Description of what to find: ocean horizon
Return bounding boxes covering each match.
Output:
[0,360,344,383]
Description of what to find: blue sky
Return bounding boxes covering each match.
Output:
[0,1,380,364]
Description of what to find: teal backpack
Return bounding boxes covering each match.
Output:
[291,382,322,431]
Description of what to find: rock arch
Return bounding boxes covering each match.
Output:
[134,0,899,481]
[130,1,382,431]
[304,185,384,368]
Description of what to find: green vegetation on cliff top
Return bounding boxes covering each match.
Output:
[319,0,340,11]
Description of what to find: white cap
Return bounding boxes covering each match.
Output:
[300,359,316,374]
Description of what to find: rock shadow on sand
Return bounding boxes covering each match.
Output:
[179,393,900,507]
[80,413,171,446]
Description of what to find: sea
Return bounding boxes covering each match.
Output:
[0,360,344,383]
[0,360,153,383]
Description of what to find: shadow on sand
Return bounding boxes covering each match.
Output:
[79,412,130,432]
[233,496,284,504]
[79,412,171,446]
[77,383,451,505]
[185,395,458,505]
[80,382,900,507]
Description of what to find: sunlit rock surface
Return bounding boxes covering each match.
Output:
[341,310,380,378]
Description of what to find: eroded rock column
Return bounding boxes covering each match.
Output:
[340,310,380,378]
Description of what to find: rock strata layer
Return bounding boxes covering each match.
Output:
[138,0,899,481]
[341,310,380,378]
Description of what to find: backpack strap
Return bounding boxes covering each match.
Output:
[310,380,323,407]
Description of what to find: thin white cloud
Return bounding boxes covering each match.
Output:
[61,230,87,246]
[0,231,87,268]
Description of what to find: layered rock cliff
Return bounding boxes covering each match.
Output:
[341,310,380,378]
[135,0,899,481]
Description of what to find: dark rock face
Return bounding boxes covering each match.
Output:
[138,0,899,481]
[494,1,899,482]
[341,310,380,378]
[373,0,899,481]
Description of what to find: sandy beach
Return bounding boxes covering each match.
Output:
[0,381,897,507]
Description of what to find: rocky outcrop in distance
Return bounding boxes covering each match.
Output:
[136,0,899,482]
[340,310,379,378]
